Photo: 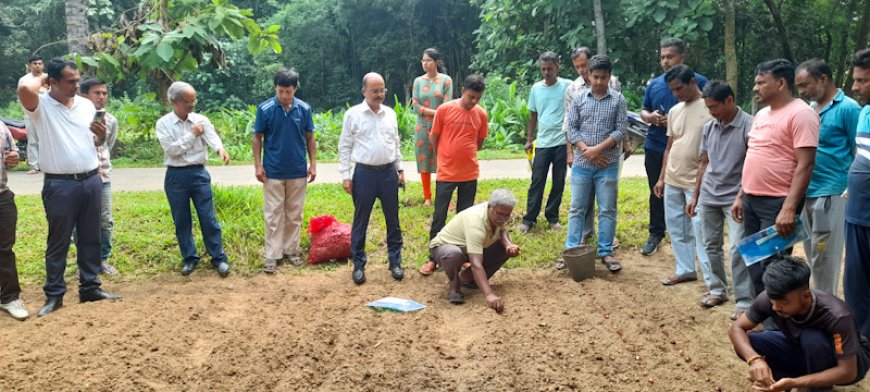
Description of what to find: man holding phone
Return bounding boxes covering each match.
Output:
[80,78,119,276]
[17,58,121,317]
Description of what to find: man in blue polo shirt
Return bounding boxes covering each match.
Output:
[640,37,707,256]
[845,48,870,338]
[253,69,316,273]
[795,59,860,296]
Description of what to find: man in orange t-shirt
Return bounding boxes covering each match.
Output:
[419,74,489,275]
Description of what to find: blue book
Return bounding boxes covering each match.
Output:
[737,217,809,266]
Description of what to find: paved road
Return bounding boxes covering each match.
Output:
[7,157,648,195]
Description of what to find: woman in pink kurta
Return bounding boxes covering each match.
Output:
[411,48,453,206]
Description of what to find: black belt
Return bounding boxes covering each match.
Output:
[44,168,99,181]
[168,164,204,169]
[356,162,395,171]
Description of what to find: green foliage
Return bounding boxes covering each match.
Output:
[79,0,282,100]
[0,101,24,119]
[480,75,529,150]
[11,178,652,283]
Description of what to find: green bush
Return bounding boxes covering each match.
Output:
[480,75,529,150]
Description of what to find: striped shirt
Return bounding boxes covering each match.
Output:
[566,88,627,169]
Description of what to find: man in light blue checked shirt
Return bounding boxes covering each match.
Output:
[565,54,626,272]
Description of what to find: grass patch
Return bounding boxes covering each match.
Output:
[11,178,651,285]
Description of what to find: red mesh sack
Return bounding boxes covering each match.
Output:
[307,215,352,265]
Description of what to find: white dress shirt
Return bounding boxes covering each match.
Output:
[338,101,403,180]
[155,111,224,167]
[24,94,99,174]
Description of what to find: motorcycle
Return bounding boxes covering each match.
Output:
[0,117,27,162]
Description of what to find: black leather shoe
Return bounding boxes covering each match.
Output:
[390,266,404,281]
[352,269,366,285]
[79,289,122,303]
[216,261,230,278]
[37,296,63,317]
[181,262,196,276]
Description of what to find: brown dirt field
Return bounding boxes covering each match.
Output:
[0,245,866,392]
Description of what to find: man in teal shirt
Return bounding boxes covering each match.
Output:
[520,51,572,234]
[795,59,861,295]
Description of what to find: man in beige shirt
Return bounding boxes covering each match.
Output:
[429,189,521,313]
[653,65,714,295]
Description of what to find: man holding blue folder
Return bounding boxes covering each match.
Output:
[731,59,818,297]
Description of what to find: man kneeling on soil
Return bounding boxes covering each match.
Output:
[429,189,520,313]
[728,256,870,392]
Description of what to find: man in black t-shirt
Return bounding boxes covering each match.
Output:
[728,256,870,391]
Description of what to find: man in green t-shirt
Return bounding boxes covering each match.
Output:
[520,52,572,234]
[429,189,521,313]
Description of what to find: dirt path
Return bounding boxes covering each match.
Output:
[1,247,864,391]
[6,158,649,195]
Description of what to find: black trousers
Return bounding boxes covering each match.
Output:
[644,149,666,237]
[522,145,567,227]
[429,180,478,240]
[42,175,102,297]
[350,166,402,269]
[0,190,21,303]
[743,193,805,296]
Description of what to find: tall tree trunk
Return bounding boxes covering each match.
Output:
[857,0,870,50]
[65,0,89,55]
[761,0,794,62]
[843,0,870,92]
[723,0,738,98]
[592,0,607,54]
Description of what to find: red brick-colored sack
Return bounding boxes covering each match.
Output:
[307,215,352,265]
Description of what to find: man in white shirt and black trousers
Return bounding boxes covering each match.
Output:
[339,72,405,285]
[17,58,121,317]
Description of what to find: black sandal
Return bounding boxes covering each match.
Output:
[601,256,622,273]
[447,291,465,304]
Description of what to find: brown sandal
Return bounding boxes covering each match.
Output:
[700,293,727,308]
[601,256,622,272]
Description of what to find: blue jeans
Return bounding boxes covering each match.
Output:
[566,162,618,257]
[164,166,227,267]
[664,185,711,279]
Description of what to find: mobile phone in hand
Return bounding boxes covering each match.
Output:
[94,110,106,121]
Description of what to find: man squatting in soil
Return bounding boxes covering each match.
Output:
[429,189,521,313]
[729,256,870,392]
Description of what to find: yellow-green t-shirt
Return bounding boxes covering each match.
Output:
[429,203,501,254]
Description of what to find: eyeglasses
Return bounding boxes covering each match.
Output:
[368,88,388,95]
[179,98,198,105]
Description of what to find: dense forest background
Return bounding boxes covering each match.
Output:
[1,0,867,111]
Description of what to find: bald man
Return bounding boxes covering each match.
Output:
[338,73,405,285]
